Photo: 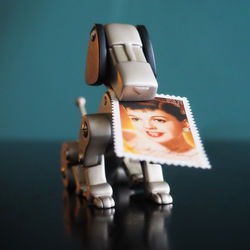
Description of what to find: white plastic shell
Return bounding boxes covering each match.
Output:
[104,23,158,101]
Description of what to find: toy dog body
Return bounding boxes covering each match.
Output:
[61,24,173,208]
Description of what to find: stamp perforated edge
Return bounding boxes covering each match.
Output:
[111,93,211,169]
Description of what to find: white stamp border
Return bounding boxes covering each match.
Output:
[111,93,211,169]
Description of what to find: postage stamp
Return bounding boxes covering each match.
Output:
[111,94,211,169]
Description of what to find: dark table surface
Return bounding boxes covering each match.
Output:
[0,140,249,250]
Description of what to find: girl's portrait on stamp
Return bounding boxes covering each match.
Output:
[118,96,202,165]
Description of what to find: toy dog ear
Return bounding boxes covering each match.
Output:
[136,25,156,77]
[85,24,108,85]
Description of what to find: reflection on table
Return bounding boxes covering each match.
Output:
[62,184,172,250]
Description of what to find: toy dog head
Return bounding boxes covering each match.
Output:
[85,23,158,101]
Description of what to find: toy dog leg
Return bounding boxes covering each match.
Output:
[79,113,114,208]
[61,141,81,190]
[141,162,173,205]
[83,155,114,208]
[122,158,144,187]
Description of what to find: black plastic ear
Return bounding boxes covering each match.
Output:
[136,25,156,77]
[85,24,107,85]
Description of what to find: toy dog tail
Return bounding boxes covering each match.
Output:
[75,97,87,116]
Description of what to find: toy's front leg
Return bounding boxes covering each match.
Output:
[141,162,173,205]
[83,156,114,208]
[79,113,115,208]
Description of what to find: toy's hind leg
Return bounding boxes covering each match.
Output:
[123,158,144,188]
[79,113,115,208]
[61,141,84,192]
[141,162,173,205]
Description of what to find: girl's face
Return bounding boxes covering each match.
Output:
[126,108,184,144]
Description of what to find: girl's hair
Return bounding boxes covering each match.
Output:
[121,98,187,121]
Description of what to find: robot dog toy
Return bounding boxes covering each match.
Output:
[61,23,173,208]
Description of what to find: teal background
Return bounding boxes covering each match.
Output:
[1,0,249,141]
